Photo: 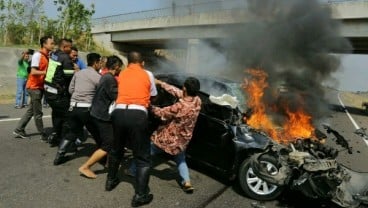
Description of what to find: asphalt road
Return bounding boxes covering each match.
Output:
[1,90,368,208]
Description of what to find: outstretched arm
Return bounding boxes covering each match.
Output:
[155,79,183,98]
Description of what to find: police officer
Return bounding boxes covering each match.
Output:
[53,53,102,166]
[44,38,76,146]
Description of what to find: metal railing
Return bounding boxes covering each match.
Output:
[92,0,248,25]
[327,0,368,2]
[92,0,367,25]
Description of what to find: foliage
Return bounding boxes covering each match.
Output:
[0,0,95,50]
[53,0,95,50]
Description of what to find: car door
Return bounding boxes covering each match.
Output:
[186,97,236,172]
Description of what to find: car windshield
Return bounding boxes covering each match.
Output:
[226,83,247,112]
[155,73,248,112]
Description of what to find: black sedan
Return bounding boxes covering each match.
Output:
[152,73,282,200]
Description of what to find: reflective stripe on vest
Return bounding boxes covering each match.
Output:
[63,69,74,75]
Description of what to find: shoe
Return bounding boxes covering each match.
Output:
[53,153,68,166]
[75,138,83,146]
[13,129,28,139]
[48,133,60,147]
[105,178,119,191]
[22,104,28,108]
[131,193,153,207]
[182,182,194,193]
[67,142,78,153]
[43,104,49,108]
[14,105,22,109]
[41,133,48,142]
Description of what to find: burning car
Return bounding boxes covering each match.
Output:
[152,72,284,200]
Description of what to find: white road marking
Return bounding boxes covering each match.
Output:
[0,115,51,122]
[337,93,368,146]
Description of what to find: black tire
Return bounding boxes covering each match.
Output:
[238,154,284,201]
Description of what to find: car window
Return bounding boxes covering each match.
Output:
[198,91,234,122]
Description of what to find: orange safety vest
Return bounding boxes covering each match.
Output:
[116,63,152,108]
[26,50,49,90]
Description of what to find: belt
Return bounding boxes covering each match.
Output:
[44,84,58,94]
[70,102,92,108]
[115,104,147,113]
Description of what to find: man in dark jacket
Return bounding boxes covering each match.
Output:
[78,55,123,178]
[44,38,76,146]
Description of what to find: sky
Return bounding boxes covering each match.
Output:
[44,0,368,92]
[44,0,194,18]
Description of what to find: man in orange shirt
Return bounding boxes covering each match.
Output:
[106,51,157,207]
[13,36,54,139]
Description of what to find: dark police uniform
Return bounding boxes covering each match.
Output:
[44,50,75,145]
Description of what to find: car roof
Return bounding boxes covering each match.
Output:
[155,72,239,97]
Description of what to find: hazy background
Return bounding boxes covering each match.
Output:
[332,54,368,92]
[42,0,368,92]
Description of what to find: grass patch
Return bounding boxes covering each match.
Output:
[0,94,14,104]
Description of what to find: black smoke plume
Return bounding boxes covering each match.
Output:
[225,0,351,122]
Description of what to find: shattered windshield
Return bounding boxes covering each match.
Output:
[227,83,247,112]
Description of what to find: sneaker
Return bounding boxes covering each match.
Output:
[43,104,49,108]
[22,104,28,108]
[14,105,22,109]
[13,129,28,139]
[182,182,194,193]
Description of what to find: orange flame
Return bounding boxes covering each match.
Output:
[243,68,315,143]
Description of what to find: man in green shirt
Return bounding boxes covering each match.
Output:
[15,50,30,108]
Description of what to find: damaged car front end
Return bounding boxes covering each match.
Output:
[250,124,368,207]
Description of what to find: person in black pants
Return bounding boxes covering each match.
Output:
[106,51,157,207]
[44,38,75,146]
[78,55,123,178]
[53,53,102,165]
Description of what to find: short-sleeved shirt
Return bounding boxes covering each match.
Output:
[69,67,101,103]
[26,50,48,90]
[116,63,157,108]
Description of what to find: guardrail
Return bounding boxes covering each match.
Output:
[92,0,368,25]
[92,0,247,25]
[327,0,368,2]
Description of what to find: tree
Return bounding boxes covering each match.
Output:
[23,0,45,45]
[0,0,25,45]
[0,0,96,49]
[53,0,95,50]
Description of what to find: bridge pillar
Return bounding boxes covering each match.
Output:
[186,39,200,73]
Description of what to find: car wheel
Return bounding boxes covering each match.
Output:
[238,154,283,200]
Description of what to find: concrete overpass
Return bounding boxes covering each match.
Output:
[91,0,368,61]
